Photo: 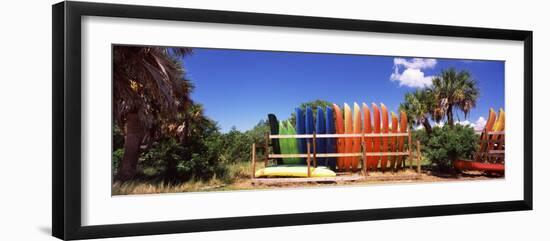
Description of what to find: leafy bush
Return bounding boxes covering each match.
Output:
[415,124,479,171]
[140,136,226,182]
[112,148,124,176]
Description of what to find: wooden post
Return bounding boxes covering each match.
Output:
[416,140,421,173]
[264,132,269,167]
[361,133,367,176]
[312,132,317,168]
[307,142,311,177]
[251,143,256,179]
[408,128,413,170]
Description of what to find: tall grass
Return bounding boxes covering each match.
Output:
[112,161,259,195]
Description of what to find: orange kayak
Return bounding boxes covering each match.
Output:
[398,111,408,169]
[380,103,389,171]
[390,112,398,170]
[343,103,353,171]
[477,108,496,162]
[362,103,374,171]
[332,104,345,171]
[352,102,362,171]
[454,160,504,174]
[490,109,505,162]
[371,103,381,171]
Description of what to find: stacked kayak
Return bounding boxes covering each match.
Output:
[454,108,505,174]
[265,103,409,176]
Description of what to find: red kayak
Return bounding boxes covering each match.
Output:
[454,160,504,173]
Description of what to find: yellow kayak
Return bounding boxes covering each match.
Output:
[255,165,336,178]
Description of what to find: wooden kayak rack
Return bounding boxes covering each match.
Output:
[250,129,423,184]
[474,129,505,163]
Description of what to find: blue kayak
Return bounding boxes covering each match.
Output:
[305,107,315,159]
[295,108,306,164]
[316,108,327,166]
[325,107,336,169]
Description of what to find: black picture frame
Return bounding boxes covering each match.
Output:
[52,1,533,240]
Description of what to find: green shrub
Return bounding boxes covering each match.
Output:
[112,148,124,176]
[140,137,226,182]
[415,124,479,171]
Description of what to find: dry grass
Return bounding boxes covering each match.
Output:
[112,162,258,195]
[112,161,500,195]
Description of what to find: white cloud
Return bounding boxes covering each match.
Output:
[390,58,437,88]
[456,117,487,131]
[473,117,487,131]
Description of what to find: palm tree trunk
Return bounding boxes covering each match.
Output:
[422,119,432,135]
[117,113,144,181]
[447,107,454,127]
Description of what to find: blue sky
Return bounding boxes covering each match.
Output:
[181,48,504,133]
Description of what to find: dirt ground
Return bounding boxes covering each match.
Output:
[112,168,503,195]
[219,169,503,191]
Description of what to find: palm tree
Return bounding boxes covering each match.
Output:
[431,68,480,127]
[399,89,436,134]
[113,46,193,181]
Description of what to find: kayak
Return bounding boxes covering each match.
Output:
[332,104,345,171]
[325,106,336,170]
[390,111,398,170]
[371,103,381,170]
[352,102,362,171]
[267,114,282,164]
[316,107,327,166]
[362,103,374,171]
[476,108,496,162]
[295,108,306,164]
[398,111,408,169]
[343,103,353,171]
[305,107,315,159]
[454,160,504,174]
[255,165,337,178]
[490,109,505,163]
[278,121,290,163]
[380,103,389,171]
[285,120,301,164]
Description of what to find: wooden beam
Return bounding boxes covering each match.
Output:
[264,132,269,167]
[408,128,413,170]
[268,152,410,158]
[269,133,410,139]
[251,143,256,179]
[416,140,421,173]
[312,132,317,167]
[307,142,311,177]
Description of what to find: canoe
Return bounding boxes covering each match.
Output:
[454,160,504,174]
[285,120,301,164]
[371,103,381,170]
[295,108,306,164]
[305,107,315,160]
[352,102,362,171]
[255,165,337,178]
[380,103,389,171]
[390,111,398,170]
[325,106,336,170]
[267,114,282,164]
[398,111,408,169]
[343,103,353,171]
[362,103,374,171]
[332,104,345,171]
[316,108,327,166]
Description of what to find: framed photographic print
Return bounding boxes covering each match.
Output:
[52,1,533,240]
